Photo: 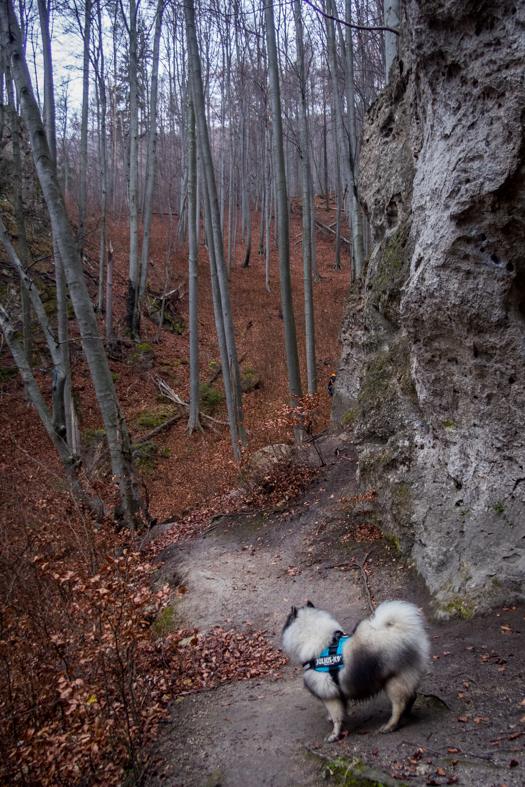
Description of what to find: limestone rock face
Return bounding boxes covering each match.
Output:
[334,0,525,615]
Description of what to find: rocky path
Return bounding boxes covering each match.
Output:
[144,432,525,787]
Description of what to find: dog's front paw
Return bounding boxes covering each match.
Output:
[377,723,396,734]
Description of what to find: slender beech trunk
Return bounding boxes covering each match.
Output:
[126,0,140,336]
[309,171,320,281]
[343,0,365,273]
[265,125,272,292]
[37,0,78,452]
[219,46,226,236]
[138,0,164,309]
[95,0,107,313]
[2,0,143,528]
[185,0,246,457]
[323,98,330,210]
[258,150,265,256]
[77,0,91,262]
[226,47,234,278]
[156,189,173,343]
[293,0,317,394]
[6,67,31,368]
[334,136,343,270]
[106,241,114,340]
[325,0,364,277]
[264,0,302,407]
[186,93,201,432]
[384,0,400,81]
[201,171,239,455]
[0,304,103,516]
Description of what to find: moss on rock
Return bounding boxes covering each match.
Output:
[367,221,411,328]
[132,440,158,472]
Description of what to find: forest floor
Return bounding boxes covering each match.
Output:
[2,202,524,786]
[143,429,525,787]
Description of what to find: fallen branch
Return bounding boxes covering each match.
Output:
[133,413,183,445]
[315,218,350,245]
[206,505,289,531]
[151,375,229,427]
[322,551,373,612]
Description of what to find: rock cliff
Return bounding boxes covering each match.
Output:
[333,0,525,615]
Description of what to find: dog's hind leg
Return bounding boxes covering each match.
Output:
[402,692,417,717]
[379,677,415,733]
[324,697,346,742]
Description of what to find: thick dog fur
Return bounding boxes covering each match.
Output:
[282,600,430,741]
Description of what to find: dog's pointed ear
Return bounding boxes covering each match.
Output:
[306,600,315,608]
[282,605,298,634]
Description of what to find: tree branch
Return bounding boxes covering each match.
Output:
[302,0,400,35]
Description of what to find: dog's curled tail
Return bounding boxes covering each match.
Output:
[372,600,425,631]
[370,601,429,654]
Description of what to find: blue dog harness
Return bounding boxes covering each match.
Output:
[302,630,351,686]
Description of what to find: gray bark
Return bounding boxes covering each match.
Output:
[185,0,246,456]
[95,0,107,314]
[186,91,201,432]
[5,67,31,368]
[384,0,400,80]
[343,0,365,275]
[106,240,114,340]
[138,0,164,308]
[77,0,91,262]
[264,0,302,405]
[2,0,142,528]
[265,126,272,293]
[0,303,103,516]
[37,0,77,451]
[126,0,140,336]
[36,0,56,163]
[294,0,317,394]
[326,0,364,277]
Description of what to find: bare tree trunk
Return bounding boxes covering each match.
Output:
[186,91,201,433]
[294,0,317,394]
[325,0,364,277]
[264,0,302,408]
[126,0,140,337]
[37,0,78,452]
[77,0,91,262]
[384,0,400,80]
[309,170,320,281]
[185,0,246,457]
[0,304,103,517]
[265,125,272,293]
[2,0,143,528]
[106,240,113,340]
[343,0,365,274]
[227,48,234,278]
[5,67,31,370]
[156,188,173,343]
[323,97,330,211]
[95,0,107,313]
[138,0,164,309]
[334,140,343,270]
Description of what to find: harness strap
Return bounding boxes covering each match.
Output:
[302,630,348,686]
[328,632,343,685]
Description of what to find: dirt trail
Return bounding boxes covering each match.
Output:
[145,431,525,787]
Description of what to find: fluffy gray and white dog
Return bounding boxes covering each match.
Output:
[282,600,429,741]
